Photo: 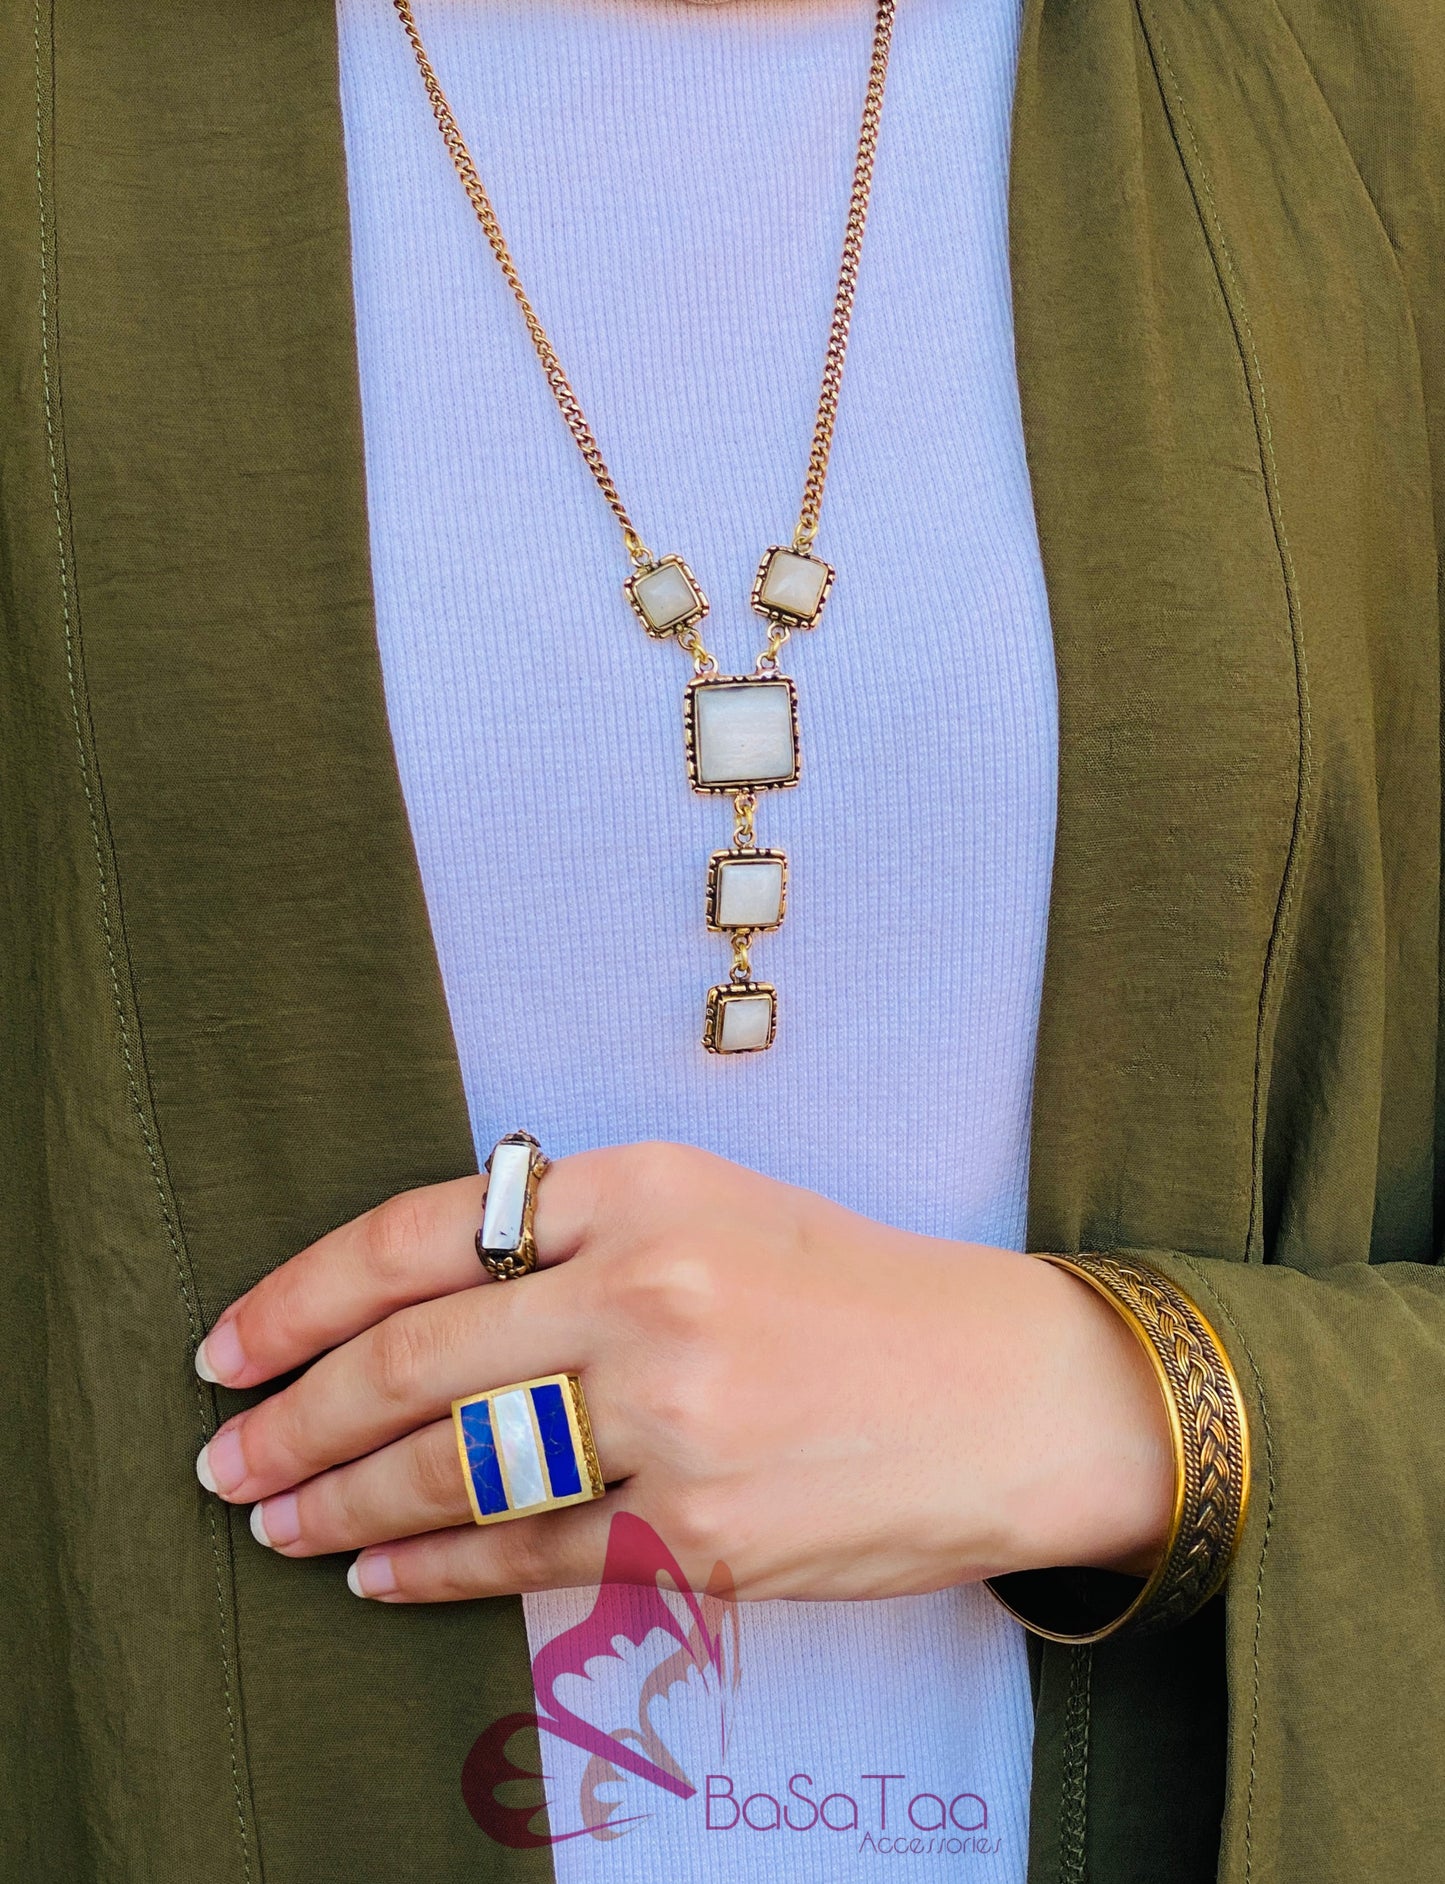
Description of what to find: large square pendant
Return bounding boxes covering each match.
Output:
[703,981,778,1054]
[684,674,800,794]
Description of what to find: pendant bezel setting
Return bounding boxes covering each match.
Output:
[623,554,710,640]
[683,673,801,794]
[703,981,778,1055]
[705,849,788,933]
[751,545,835,629]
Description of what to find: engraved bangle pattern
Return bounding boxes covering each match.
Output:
[988,1252,1252,1644]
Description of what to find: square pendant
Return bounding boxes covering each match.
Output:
[452,1372,606,1525]
[703,982,778,1054]
[751,545,834,628]
[684,674,800,793]
[624,554,709,639]
[706,849,788,932]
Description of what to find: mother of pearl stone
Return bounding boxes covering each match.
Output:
[633,559,699,631]
[480,1138,532,1254]
[490,1387,548,1509]
[717,990,775,1052]
[692,678,797,788]
[759,548,829,621]
[715,855,786,930]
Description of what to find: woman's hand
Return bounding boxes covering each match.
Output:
[194,1143,1174,1603]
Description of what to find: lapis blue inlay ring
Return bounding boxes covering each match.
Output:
[453,1373,606,1526]
[476,1130,550,1282]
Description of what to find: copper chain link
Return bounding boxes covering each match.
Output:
[392,0,896,574]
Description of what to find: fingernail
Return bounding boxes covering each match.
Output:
[348,1553,397,1599]
[251,1492,300,1550]
[196,1319,247,1385]
[196,1425,247,1498]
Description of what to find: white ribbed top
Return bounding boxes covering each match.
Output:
[337,1,1054,1876]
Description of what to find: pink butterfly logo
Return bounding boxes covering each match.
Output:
[462,1512,741,1849]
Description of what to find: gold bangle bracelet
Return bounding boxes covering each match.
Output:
[986,1252,1251,1645]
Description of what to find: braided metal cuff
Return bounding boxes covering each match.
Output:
[987,1253,1251,1644]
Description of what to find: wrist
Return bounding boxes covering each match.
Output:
[989,1252,1251,1644]
[1015,1256,1178,1577]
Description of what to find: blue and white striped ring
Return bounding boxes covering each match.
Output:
[452,1373,606,1525]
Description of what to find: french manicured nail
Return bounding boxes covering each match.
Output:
[195,1425,247,1498]
[250,1493,300,1550]
[195,1319,247,1385]
[348,1553,397,1599]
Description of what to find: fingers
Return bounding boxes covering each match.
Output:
[248,1410,635,1567]
[197,1174,489,1390]
[199,1151,608,1390]
[198,1261,607,1503]
[347,1492,630,1604]
[249,1417,473,1554]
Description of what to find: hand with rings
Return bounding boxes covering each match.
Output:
[194,1138,1175,1604]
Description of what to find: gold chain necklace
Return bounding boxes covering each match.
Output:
[394,0,897,1054]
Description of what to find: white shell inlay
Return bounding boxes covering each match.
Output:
[481,1139,531,1252]
[718,991,774,1052]
[491,1388,549,1508]
[693,681,796,787]
[715,857,785,929]
[634,561,698,630]
[759,549,828,619]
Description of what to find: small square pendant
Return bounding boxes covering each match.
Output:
[751,545,834,628]
[684,674,800,793]
[624,554,709,639]
[703,982,777,1054]
[706,849,788,932]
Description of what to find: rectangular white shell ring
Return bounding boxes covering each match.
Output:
[476,1130,549,1281]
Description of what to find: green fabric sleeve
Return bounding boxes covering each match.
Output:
[1131,6,1445,1874]
[1138,1249,1445,1878]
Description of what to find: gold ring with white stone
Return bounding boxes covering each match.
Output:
[475,1131,550,1282]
